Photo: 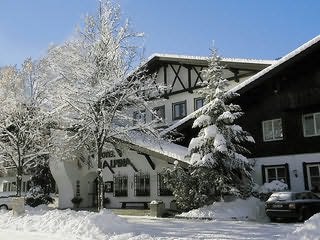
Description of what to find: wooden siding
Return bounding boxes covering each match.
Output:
[236,47,320,158]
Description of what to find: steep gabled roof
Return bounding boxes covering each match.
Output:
[145,53,275,71]
[117,132,189,163]
[231,35,320,94]
[160,35,320,134]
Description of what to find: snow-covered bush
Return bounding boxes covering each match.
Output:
[26,186,54,207]
[252,180,289,201]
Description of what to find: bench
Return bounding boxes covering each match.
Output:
[120,201,149,209]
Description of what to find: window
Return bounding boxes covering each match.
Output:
[262,119,283,141]
[3,182,8,192]
[157,173,172,196]
[262,164,290,188]
[172,101,187,120]
[133,110,146,125]
[304,163,320,192]
[114,176,128,197]
[104,181,113,193]
[194,98,204,111]
[302,112,320,137]
[134,173,150,196]
[153,105,165,121]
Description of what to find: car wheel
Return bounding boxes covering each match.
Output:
[269,217,277,222]
[298,208,311,222]
[0,204,8,210]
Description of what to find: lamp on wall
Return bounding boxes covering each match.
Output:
[293,169,298,178]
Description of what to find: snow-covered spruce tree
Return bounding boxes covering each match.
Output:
[47,1,163,211]
[188,48,254,200]
[164,49,254,210]
[0,59,53,197]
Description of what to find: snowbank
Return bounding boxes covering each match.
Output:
[178,197,268,221]
[0,207,142,240]
[258,180,288,193]
[286,213,320,240]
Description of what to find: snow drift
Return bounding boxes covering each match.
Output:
[0,206,142,240]
[178,197,268,221]
[286,213,320,240]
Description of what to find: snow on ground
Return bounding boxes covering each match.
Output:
[178,197,268,221]
[285,213,320,240]
[0,201,308,240]
[0,206,137,240]
[0,208,298,240]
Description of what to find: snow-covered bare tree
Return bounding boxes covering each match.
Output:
[47,0,163,211]
[0,59,53,196]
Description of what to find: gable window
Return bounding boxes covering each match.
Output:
[262,119,283,141]
[262,164,290,188]
[153,105,165,121]
[134,173,150,196]
[114,175,128,197]
[194,98,204,111]
[172,101,187,120]
[302,113,320,137]
[133,110,146,125]
[157,173,173,196]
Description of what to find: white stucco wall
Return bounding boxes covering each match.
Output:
[102,148,175,209]
[252,152,320,192]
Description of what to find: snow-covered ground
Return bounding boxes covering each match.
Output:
[0,197,317,240]
[178,197,268,221]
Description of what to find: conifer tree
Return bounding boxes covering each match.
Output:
[164,49,254,210]
[188,48,254,199]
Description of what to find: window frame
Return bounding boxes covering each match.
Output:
[302,112,320,137]
[303,162,320,192]
[113,175,128,197]
[152,105,166,121]
[133,110,146,125]
[261,163,290,189]
[262,118,283,142]
[172,100,187,120]
[157,173,173,196]
[194,97,204,111]
[134,173,150,196]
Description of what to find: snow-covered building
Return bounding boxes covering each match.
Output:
[50,133,189,209]
[170,35,320,194]
[0,53,273,209]
[132,54,274,127]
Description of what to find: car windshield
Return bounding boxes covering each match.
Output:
[268,192,292,201]
[295,192,320,200]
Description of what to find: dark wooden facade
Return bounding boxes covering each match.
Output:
[236,42,320,158]
[173,39,320,159]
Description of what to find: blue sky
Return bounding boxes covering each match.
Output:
[0,0,319,66]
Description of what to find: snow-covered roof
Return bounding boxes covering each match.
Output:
[231,35,320,94]
[160,35,320,134]
[118,132,189,163]
[147,53,275,66]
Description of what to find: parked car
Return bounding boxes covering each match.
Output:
[0,194,16,210]
[265,191,320,222]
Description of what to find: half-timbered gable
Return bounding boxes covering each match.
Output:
[138,54,273,126]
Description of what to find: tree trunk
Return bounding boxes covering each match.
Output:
[97,148,104,211]
[16,166,22,197]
